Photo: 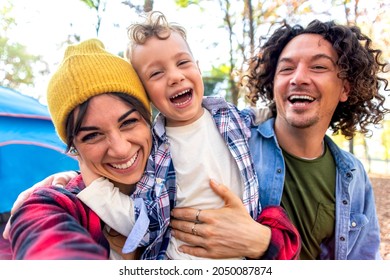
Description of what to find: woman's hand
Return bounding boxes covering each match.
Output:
[2,170,79,239]
[77,155,101,187]
[104,228,140,260]
[170,180,271,259]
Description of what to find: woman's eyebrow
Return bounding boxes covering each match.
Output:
[78,109,137,132]
[118,108,137,122]
[79,126,98,132]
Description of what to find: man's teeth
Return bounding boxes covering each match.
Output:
[289,95,314,102]
[111,153,138,169]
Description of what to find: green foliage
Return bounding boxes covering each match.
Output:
[0,38,42,88]
[203,64,231,97]
[175,0,200,8]
[382,120,390,159]
[210,64,231,77]
[80,0,100,11]
[203,76,225,96]
[0,4,15,32]
[0,1,47,90]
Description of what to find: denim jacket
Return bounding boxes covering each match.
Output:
[249,118,381,260]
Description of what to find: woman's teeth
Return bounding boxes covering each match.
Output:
[111,152,138,169]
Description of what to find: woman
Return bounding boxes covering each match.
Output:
[8,38,152,259]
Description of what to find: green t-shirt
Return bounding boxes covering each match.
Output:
[281,143,336,259]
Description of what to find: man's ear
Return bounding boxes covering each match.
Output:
[340,79,350,102]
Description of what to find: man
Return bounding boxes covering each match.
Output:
[171,20,387,260]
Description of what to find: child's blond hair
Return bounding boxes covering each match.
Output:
[126,11,190,62]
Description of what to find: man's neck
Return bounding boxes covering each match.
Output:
[274,120,327,160]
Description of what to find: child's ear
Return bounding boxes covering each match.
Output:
[196,60,202,74]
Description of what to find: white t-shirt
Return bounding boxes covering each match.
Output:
[165,109,243,259]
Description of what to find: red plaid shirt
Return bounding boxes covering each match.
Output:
[9,175,300,259]
[257,206,301,260]
[9,175,109,259]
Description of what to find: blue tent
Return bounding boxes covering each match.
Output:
[0,86,78,213]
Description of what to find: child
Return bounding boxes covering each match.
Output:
[78,11,299,260]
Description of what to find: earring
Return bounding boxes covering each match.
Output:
[68,146,79,156]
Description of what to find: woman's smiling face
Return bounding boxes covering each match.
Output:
[72,94,152,192]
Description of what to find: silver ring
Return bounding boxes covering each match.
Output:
[195,209,202,223]
[191,223,198,236]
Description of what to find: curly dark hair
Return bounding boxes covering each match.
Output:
[245,20,389,139]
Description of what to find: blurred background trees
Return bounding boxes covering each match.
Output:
[1,0,389,173]
[0,2,48,91]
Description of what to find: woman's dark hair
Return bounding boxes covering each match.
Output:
[65,93,151,152]
[245,20,389,139]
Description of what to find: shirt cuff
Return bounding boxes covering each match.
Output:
[122,197,150,253]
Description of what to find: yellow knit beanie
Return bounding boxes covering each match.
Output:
[47,38,150,143]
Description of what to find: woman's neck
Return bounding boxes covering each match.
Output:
[114,182,136,196]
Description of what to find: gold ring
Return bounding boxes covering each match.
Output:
[191,223,198,236]
[195,209,202,223]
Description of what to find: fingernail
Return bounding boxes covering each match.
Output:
[210,178,219,185]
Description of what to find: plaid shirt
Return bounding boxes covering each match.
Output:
[257,206,300,260]
[9,176,110,259]
[130,97,260,259]
[8,175,300,260]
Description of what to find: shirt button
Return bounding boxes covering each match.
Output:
[277,168,282,173]
[342,200,348,205]
[340,236,345,241]
[351,222,357,227]
[156,178,163,184]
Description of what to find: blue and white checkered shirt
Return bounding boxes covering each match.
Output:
[125,96,260,259]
